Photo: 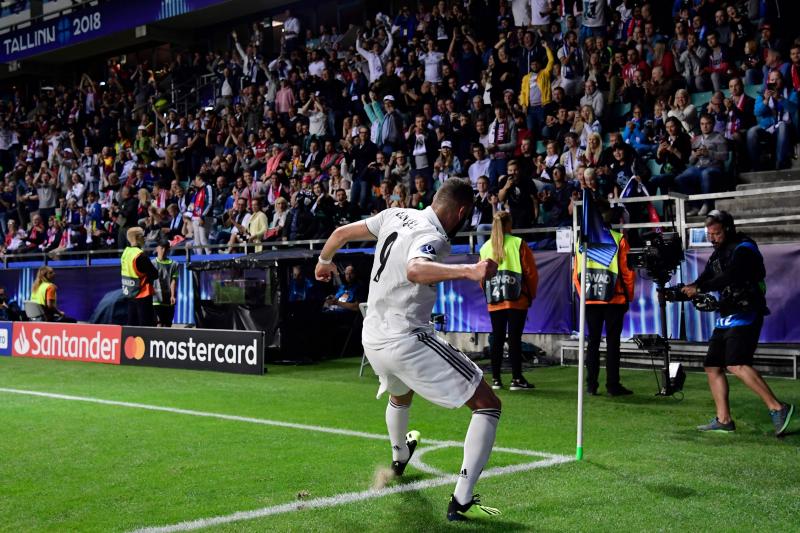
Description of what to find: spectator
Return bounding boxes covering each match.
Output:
[747,71,798,171]
[675,114,729,216]
[668,89,698,134]
[498,159,537,229]
[519,40,555,133]
[190,175,214,254]
[410,175,434,210]
[580,79,605,120]
[356,26,394,84]
[0,285,21,321]
[650,116,692,194]
[473,175,496,247]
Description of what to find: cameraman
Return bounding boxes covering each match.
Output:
[573,204,636,397]
[682,211,794,436]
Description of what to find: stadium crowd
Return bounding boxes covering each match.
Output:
[0,0,798,258]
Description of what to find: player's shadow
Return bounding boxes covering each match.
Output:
[587,461,697,500]
[383,490,530,532]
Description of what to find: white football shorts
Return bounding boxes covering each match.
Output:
[364,329,484,409]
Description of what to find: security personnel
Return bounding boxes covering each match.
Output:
[682,210,794,436]
[30,266,74,322]
[573,206,635,396]
[152,239,179,328]
[121,227,159,327]
[480,211,539,391]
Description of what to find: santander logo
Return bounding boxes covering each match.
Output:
[14,326,30,355]
[12,323,121,365]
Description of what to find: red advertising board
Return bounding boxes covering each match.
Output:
[12,322,121,365]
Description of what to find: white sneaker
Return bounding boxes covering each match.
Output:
[698,204,711,216]
[686,207,700,216]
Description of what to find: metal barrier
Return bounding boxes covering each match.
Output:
[4,185,798,269]
[570,185,800,248]
[1,225,568,268]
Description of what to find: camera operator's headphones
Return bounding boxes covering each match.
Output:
[705,209,735,235]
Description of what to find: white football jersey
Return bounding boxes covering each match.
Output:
[362,207,451,347]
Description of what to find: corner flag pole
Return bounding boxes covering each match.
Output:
[576,244,587,461]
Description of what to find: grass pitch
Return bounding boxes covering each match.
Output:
[0,356,798,532]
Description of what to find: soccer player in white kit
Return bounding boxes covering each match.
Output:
[315,179,503,521]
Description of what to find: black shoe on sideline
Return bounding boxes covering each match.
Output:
[509,378,534,391]
[607,385,634,397]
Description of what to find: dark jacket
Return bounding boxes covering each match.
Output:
[695,234,768,317]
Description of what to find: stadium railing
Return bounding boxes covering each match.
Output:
[5,185,799,269]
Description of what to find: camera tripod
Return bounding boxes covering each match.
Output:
[632,279,686,397]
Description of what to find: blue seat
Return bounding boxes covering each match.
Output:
[744,84,763,99]
[691,91,712,108]
[611,102,631,118]
[647,158,662,178]
[535,140,546,154]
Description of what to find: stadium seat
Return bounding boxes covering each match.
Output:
[691,91,712,108]
[611,102,631,119]
[358,302,370,377]
[647,158,662,179]
[535,140,546,155]
[745,84,763,99]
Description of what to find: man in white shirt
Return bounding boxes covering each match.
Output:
[315,179,502,522]
[468,144,491,189]
[580,0,607,43]
[356,30,394,84]
[420,39,445,84]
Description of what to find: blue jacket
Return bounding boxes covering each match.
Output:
[753,89,798,130]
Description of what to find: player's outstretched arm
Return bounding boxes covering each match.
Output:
[315,220,376,282]
[407,257,497,285]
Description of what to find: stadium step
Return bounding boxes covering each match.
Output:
[743,224,800,243]
[735,180,800,192]
[737,168,800,186]
[715,194,800,217]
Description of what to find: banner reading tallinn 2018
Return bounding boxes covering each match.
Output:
[1,0,230,63]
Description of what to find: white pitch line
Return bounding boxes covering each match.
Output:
[0,387,564,459]
[133,456,572,533]
[0,387,574,532]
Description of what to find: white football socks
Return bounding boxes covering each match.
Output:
[453,408,501,505]
[386,398,411,462]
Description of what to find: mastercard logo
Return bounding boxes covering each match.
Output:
[124,336,146,360]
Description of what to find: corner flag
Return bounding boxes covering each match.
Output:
[580,189,617,267]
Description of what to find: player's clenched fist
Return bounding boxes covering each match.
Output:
[469,259,498,283]
[315,261,337,282]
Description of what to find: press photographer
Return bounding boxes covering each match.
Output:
[681,210,794,436]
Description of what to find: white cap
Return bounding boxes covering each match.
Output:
[383,94,395,102]
[440,140,452,149]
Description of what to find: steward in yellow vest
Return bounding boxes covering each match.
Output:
[479,212,539,391]
[30,266,75,322]
[122,227,159,326]
[572,222,636,396]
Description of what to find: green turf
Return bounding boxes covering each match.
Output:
[0,356,798,532]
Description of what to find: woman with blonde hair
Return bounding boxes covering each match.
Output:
[478,211,539,390]
[573,104,602,149]
[583,132,604,167]
[30,266,74,322]
[668,89,697,134]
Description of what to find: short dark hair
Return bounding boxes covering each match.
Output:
[432,178,474,209]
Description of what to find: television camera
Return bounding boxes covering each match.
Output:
[627,232,691,397]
